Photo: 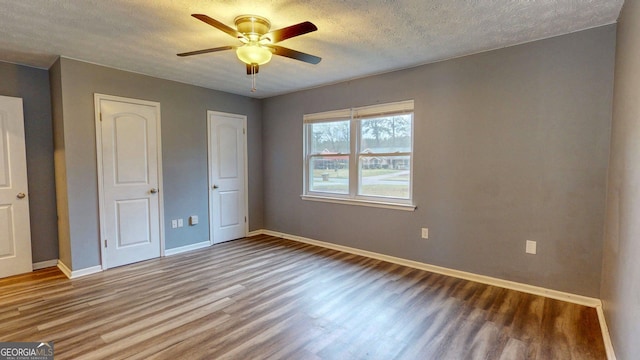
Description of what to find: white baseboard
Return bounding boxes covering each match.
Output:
[57,261,72,278]
[57,261,103,279]
[253,229,600,307]
[596,304,617,360]
[164,240,211,256]
[252,229,617,359]
[32,259,59,270]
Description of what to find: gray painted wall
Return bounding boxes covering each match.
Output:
[0,61,58,263]
[50,59,72,268]
[262,26,616,297]
[601,1,640,358]
[51,57,263,270]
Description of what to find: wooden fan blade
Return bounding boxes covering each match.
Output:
[264,21,317,43]
[192,14,242,39]
[266,45,321,64]
[177,46,234,57]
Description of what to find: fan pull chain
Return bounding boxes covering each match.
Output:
[250,63,257,92]
[251,72,256,92]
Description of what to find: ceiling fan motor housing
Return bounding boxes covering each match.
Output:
[235,15,271,40]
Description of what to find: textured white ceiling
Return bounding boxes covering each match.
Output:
[0,0,623,98]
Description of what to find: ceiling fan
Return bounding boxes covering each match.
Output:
[178,14,321,92]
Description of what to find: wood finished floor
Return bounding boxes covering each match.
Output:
[0,235,605,359]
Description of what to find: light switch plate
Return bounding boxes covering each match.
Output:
[177,218,184,228]
[171,220,177,229]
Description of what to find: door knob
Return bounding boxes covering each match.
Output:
[150,188,158,194]
[16,192,26,199]
[212,184,219,189]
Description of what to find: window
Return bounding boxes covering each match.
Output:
[303,100,414,210]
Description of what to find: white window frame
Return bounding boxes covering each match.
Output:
[302,100,416,211]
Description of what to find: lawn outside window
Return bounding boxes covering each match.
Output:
[302,100,415,210]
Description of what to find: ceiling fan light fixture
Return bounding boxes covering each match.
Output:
[236,44,272,65]
[179,13,321,92]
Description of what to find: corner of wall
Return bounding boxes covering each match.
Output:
[49,58,72,269]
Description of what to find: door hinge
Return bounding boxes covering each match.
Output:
[244,216,247,223]
[99,113,103,122]
[243,128,246,135]
[104,239,107,248]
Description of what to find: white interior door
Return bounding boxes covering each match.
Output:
[96,95,162,269]
[208,111,247,244]
[0,96,32,278]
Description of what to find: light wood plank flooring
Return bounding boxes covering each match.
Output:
[0,235,605,359]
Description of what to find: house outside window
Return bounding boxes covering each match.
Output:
[303,100,415,210]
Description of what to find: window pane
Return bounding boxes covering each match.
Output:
[359,156,410,199]
[360,115,412,153]
[309,156,349,194]
[310,121,350,154]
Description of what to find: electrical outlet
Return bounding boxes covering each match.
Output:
[526,240,537,255]
[177,218,184,228]
[421,228,429,239]
[171,220,177,229]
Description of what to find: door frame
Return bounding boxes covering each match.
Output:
[94,93,165,270]
[207,110,249,244]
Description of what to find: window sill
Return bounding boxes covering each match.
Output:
[301,194,416,211]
